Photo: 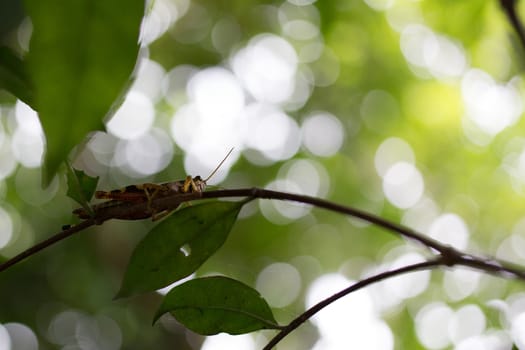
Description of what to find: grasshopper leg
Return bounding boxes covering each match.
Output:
[182,175,203,193]
[141,183,165,214]
[151,208,175,221]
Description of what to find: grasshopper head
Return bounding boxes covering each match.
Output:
[193,176,207,192]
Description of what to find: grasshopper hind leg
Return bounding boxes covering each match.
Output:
[141,183,166,215]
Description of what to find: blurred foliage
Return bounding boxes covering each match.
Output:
[0,0,525,349]
[23,0,145,183]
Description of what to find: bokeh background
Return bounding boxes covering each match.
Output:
[2,0,525,349]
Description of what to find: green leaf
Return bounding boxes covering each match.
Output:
[22,0,145,184]
[154,276,281,335]
[0,47,33,107]
[66,164,99,216]
[116,201,246,298]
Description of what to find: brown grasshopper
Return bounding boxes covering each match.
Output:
[73,148,233,221]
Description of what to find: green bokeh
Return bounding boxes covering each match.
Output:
[1,0,525,349]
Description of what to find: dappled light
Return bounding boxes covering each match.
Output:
[15,168,58,205]
[380,251,430,300]
[170,66,246,157]
[0,325,10,350]
[415,303,494,349]
[306,273,394,350]
[401,196,439,232]
[497,234,525,265]
[462,69,523,137]
[3,323,38,350]
[279,158,330,198]
[2,0,525,349]
[259,158,329,224]
[374,137,415,177]
[13,101,44,168]
[256,262,301,308]
[415,302,454,349]
[382,161,424,209]
[260,179,310,224]
[428,213,469,250]
[140,0,184,46]
[0,142,16,181]
[442,269,481,302]
[366,247,430,312]
[0,207,13,249]
[46,310,122,349]
[301,112,344,157]
[107,91,155,140]
[201,333,256,350]
[241,103,301,162]
[401,24,467,80]
[116,128,174,177]
[232,35,298,104]
[188,68,244,120]
[512,313,525,348]
[131,58,166,103]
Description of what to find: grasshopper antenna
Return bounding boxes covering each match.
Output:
[204,147,234,183]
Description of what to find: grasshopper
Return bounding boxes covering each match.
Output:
[73,148,234,221]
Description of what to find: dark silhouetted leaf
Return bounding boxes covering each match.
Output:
[0,47,33,107]
[22,0,144,184]
[116,201,246,298]
[154,276,281,335]
[66,164,99,216]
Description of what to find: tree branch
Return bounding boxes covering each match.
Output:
[263,258,444,350]
[204,188,450,253]
[0,218,96,272]
[2,187,525,284]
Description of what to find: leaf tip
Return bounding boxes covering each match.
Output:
[152,309,165,326]
[113,288,128,300]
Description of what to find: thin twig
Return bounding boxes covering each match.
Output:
[457,252,525,280]
[262,252,525,349]
[263,258,444,350]
[200,188,458,253]
[0,192,204,273]
[0,219,96,272]
[500,0,525,50]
